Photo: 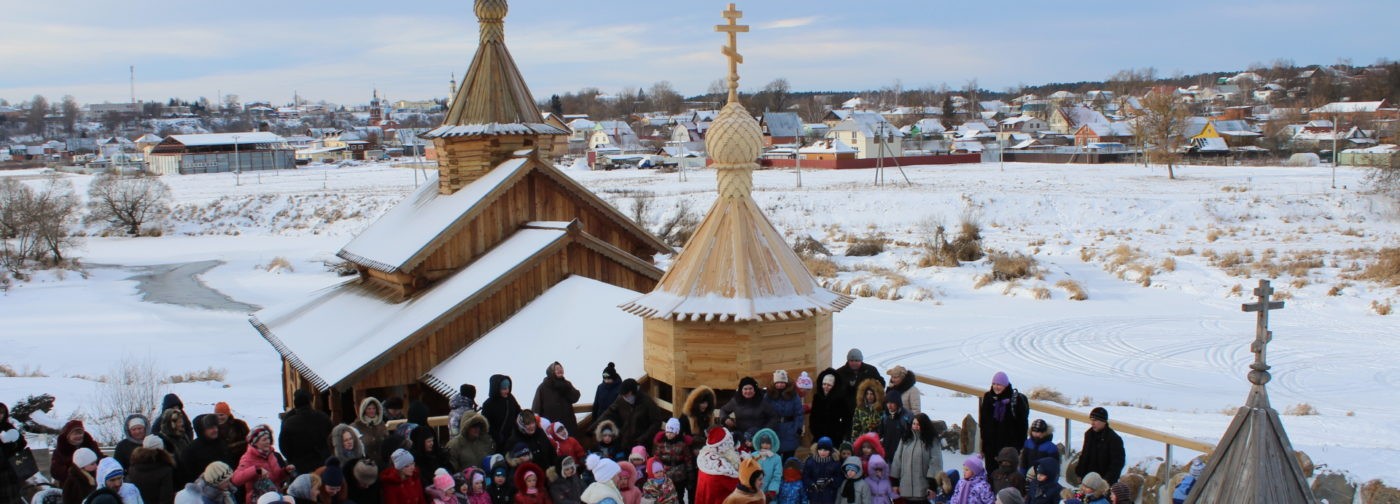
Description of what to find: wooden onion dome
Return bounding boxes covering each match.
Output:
[620,4,851,409]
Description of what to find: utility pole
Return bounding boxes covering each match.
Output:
[1331,114,1338,189]
[233,134,241,186]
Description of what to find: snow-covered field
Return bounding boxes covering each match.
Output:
[2,160,1397,485]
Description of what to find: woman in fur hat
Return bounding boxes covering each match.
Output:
[51,419,103,486]
[808,369,850,448]
[232,425,292,504]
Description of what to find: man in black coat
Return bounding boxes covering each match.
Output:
[481,374,523,449]
[601,379,667,449]
[179,414,231,485]
[978,371,1029,463]
[279,389,333,474]
[834,348,884,410]
[1074,407,1125,484]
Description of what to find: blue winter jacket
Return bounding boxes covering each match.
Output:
[803,453,842,504]
[767,389,805,453]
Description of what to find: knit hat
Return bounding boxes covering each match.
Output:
[629,446,648,461]
[214,402,231,415]
[1189,458,1206,477]
[992,371,1010,387]
[142,435,164,450]
[322,463,345,487]
[1110,482,1132,503]
[846,348,863,361]
[996,487,1024,504]
[434,472,455,492]
[1082,472,1109,494]
[126,416,147,429]
[197,414,220,431]
[602,362,620,382]
[620,378,639,395]
[248,424,273,445]
[664,418,681,435]
[460,384,476,399]
[738,376,758,391]
[1030,419,1048,433]
[352,459,379,486]
[510,442,531,459]
[822,374,837,387]
[256,493,283,504]
[391,448,415,470]
[772,370,789,384]
[585,454,621,482]
[884,389,902,406]
[887,366,908,380]
[963,456,985,478]
[816,436,834,452]
[552,422,570,440]
[287,474,317,500]
[97,458,124,482]
[73,448,99,469]
[203,462,234,486]
[1090,407,1109,422]
[705,427,728,447]
[839,441,852,453]
[796,372,813,391]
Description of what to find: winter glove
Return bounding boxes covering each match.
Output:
[0,429,17,443]
[766,491,777,501]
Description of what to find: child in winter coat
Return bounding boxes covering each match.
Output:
[1065,472,1110,504]
[489,457,515,504]
[931,469,959,504]
[626,448,648,483]
[776,458,808,504]
[514,463,552,504]
[615,462,641,504]
[649,420,692,504]
[639,458,677,504]
[802,437,841,504]
[380,449,426,504]
[593,421,625,462]
[432,472,459,504]
[551,424,587,466]
[1171,459,1204,504]
[549,457,586,504]
[848,380,884,441]
[833,457,866,504]
[462,467,494,504]
[863,455,894,504]
[849,433,884,475]
[988,447,1025,496]
[1025,458,1062,504]
[948,457,994,504]
[751,429,783,500]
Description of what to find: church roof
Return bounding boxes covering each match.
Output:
[423,0,566,139]
[254,223,573,391]
[337,155,668,274]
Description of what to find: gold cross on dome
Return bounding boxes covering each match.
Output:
[715,3,749,102]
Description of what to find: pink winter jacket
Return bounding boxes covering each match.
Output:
[231,446,290,504]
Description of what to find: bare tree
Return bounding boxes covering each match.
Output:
[0,176,80,272]
[1136,92,1190,179]
[759,78,792,112]
[648,81,684,114]
[86,173,172,236]
[61,95,82,135]
[27,95,48,136]
[91,355,168,443]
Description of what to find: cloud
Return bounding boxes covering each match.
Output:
[760,17,818,30]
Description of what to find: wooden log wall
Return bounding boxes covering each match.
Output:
[644,313,833,394]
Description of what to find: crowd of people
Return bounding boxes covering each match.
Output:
[1,352,1187,504]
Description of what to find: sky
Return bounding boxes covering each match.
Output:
[1,0,1396,107]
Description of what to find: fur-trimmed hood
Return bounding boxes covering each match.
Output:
[852,432,885,460]
[358,397,383,426]
[130,446,174,467]
[751,428,780,453]
[814,368,843,400]
[683,386,717,434]
[332,423,366,460]
[594,419,620,441]
[855,379,884,409]
[457,410,490,440]
[515,462,547,491]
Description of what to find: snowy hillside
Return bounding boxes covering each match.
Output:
[1,161,1397,486]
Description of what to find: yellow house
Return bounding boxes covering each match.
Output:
[1191,120,1221,141]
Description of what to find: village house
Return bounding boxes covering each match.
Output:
[252,0,670,417]
[1073,121,1135,147]
[760,112,802,145]
[589,120,642,151]
[1308,100,1397,122]
[148,132,295,175]
[1048,105,1110,135]
[826,112,903,158]
[796,138,857,161]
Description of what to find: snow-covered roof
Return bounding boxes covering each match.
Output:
[1342,144,1398,154]
[421,275,644,406]
[1058,106,1109,128]
[1194,137,1229,152]
[168,132,284,147]
[1310,101,1387,114]
[134,134,164,144]
[253,224,571,391]
[339,158,529,273]
[830,112,904,138]
[567,118,595,131]
[900,118,945,135]
[798,138,856,154]
[762,112,802,138]
[951,140,984,152]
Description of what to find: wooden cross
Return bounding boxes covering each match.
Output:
[715,3,749,102]
[1241,279,1285,385]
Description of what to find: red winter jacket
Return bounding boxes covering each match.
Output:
[379,465,426,504]
[231,446,291,504]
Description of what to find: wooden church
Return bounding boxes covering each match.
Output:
[620,4,852,412]
[252,0,669,419]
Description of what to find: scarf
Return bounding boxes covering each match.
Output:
[992,395,1013,423]
[841,478,859,502]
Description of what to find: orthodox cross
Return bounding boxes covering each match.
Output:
[715,3,749,102]
[1241,279,1285,385]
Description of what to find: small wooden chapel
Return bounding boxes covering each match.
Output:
[252,0,670,420]
[620,4,852,411]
